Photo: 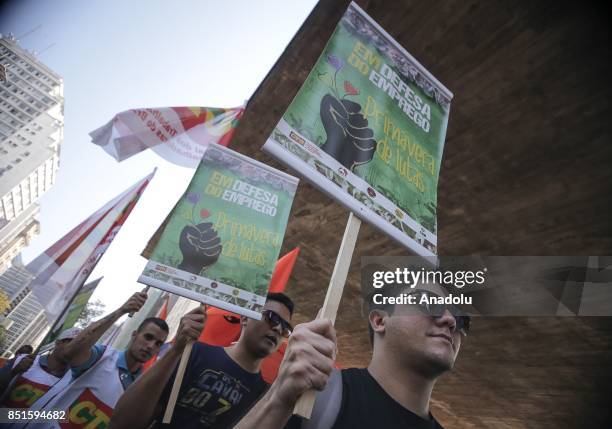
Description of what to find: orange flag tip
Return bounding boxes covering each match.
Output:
[269,247,300,293]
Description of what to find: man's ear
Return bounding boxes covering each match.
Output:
[131,330,137,340]
[240,316,248,328]
[369,310,387,337]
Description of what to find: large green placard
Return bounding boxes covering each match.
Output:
[264,2,452,256]
[140,145,298,319]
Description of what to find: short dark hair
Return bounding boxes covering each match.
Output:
[137,317,169,333]
[16,344,33,355]
[266,292,294,316]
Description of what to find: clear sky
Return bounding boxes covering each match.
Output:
[0,0,317,314]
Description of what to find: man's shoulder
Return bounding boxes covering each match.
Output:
[189,343,265,385]
[90,344,116,362]
[339,368,446,429]
[339,367,368,383]
[70,344,112,379]
[187,342,225,369]
[340,367,367,375]
[192,342,222,353]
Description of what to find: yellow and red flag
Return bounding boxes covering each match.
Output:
[27,171,154,323]
[90,106,244,167]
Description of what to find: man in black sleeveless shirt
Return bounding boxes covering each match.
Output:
[236,282,469,429]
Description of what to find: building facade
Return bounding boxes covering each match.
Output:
[0,255,49,357]
[0,33,63,275]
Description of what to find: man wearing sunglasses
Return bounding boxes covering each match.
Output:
[110,292,294,429]
[235,281,469,429]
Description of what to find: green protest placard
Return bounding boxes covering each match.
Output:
[140,145,298,319]
[264,2,452,256]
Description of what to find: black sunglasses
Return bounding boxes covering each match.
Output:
[404,290,471,336]
[262,310,293,338]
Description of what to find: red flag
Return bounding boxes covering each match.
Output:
[157,294,169,320]
[198,307,241,346]
[269,247,300,293]
[27,171,155,323]
[90,106,244,167]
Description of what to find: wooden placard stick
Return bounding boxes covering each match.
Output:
[293,212,362,418]
[162,341,194,423]
[162,303,206,423]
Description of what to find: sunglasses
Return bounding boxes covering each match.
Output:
[402,290,471,336]
[262,309,293,338]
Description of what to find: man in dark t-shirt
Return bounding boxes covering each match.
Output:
[154,343,268,428]
[111,292,294,429]
[236,282,469,429]
[287,368,444,429]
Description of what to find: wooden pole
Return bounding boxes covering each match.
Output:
[162,341,194,423]
[293,212,361,418]
[162,303,206,423]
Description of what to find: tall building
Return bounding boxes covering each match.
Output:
[0,255,49,357]
[0,33,63,275]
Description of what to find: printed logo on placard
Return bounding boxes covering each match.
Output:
[289,131,305,146]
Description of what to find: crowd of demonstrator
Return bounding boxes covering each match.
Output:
[0,281,469,429]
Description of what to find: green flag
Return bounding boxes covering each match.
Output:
[43,277,102,345]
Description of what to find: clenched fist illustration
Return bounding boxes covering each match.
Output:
[178,222,222,275]
[320,94,377,171]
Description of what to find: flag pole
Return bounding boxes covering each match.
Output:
[162,342,193,423]
[293,212,361,418]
